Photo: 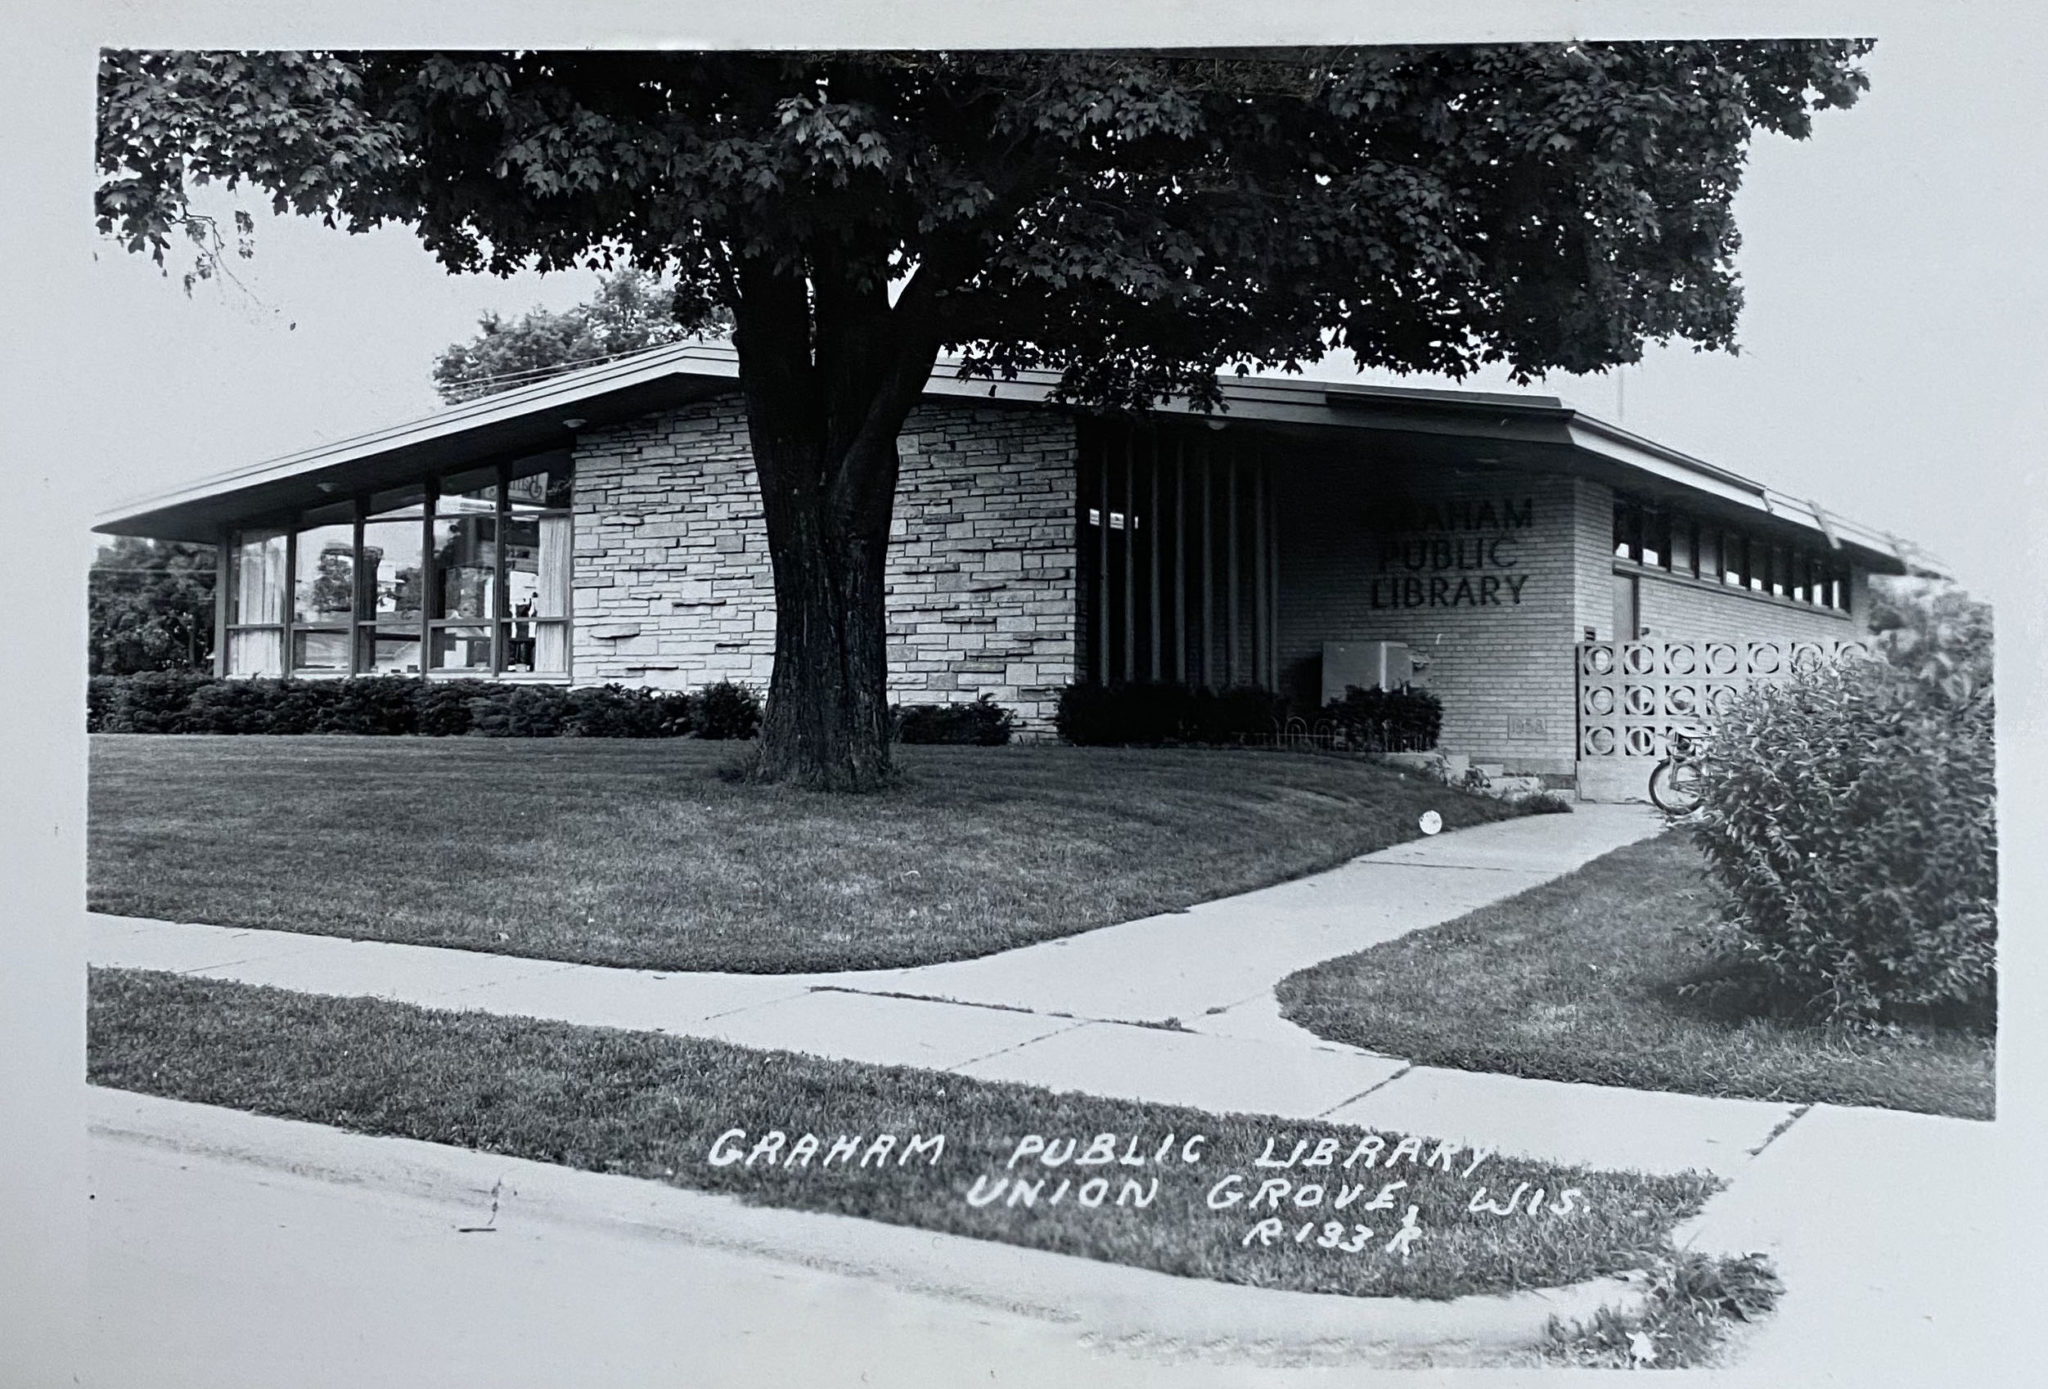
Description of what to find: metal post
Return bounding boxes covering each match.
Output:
[1199,446,1214,690]
[1122,431,1136,683]
[1147,431,1161,681]
[1172,437,1186,685]
[1251,460,1266,688]
[212,528,231,677]
[1225,449,1240,687]
[1094,437,1110,684]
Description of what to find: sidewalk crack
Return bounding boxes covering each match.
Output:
[1745,1103,1814,1158]
[1313,1063,1414,1118]
[809,985,1046,1017]
[947,1020,1092,1073]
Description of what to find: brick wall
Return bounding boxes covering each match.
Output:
[1629,566,1869,644]
[570,395,1077,731]
[1274,453,1582,776]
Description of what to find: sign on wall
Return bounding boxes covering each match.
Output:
[1363,496,1536,610]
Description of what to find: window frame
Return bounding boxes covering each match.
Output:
[1611,494,1854,618]
[220,453,574,681]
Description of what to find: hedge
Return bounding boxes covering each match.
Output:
[87,672,714,739]
[893,693,1016,745]
[1053,680,1443,752]
[1054,681,1290,746]
[1686,653,1996,1030]
[1320,684,1443,752]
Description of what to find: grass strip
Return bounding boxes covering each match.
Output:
[1539,1251,1783,1369]
[1277,832,1994,1119]
[88,737,1523,973]
[91,967,1714,1302]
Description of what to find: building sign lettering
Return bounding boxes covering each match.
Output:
[1365,495,1535,609]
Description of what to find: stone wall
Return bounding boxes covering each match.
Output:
[570,395,1077,731]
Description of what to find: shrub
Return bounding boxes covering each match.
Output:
[1687,653,1996,1029]
[561,684,694,738]
[183,678,292,734]
[319,676,423,736]
[894,693,1017,745]
[96,669,213,733]
[1053,681,1289,746]
[414,679,495,737]
[1320,685,1443,752]
[694,680,762,740]
[467,685,568,738]
[86,675,123,733]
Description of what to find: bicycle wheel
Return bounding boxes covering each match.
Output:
[1648,758,1704,814]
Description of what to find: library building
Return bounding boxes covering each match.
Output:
[97,343,1925,799]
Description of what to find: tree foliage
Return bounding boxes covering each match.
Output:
[97,44,1873,787]
[100,46,1873,400]
[89,536,216,675]
[1867,574,1994,704]
[431,267,710,402]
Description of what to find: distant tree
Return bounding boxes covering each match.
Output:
[89,536,215,674]
[1868,574,1993,703]
[307,546,355,617]
[432,267,712,402]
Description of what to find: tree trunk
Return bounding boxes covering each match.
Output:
[749,432,900,791]
[730,249,946,791]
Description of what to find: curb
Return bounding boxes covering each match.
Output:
[89,1086,1644,1370]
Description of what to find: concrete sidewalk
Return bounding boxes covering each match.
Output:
[90,803,1801,1178]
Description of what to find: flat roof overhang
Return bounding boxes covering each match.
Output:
[95,341,1927,576]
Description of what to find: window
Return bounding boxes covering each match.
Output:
[225,453,574,679]
[504,457,574,674]
[1614,495,1850,612]
[225,529,287,675]
[359,492,426,674]
[291,513,355,674]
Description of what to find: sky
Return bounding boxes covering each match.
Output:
[71,20,2048,601]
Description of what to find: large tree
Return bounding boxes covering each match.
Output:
[98,45,1871,788]
[89,536,216,675]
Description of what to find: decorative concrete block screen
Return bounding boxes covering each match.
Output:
[1576,638,1874,759]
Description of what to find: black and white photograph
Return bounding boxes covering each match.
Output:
[3,2,2041,1385]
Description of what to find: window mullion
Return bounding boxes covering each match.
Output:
[422,481,437,679]
[492,466,509,675]
[350,501,366,677]
[281,525,296,676]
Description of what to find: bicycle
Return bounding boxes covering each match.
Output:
[1648,728,1709,815]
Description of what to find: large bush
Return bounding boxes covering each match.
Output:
[1687,651,1996,1029]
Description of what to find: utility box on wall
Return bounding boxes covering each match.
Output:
[1321,640,1414,707]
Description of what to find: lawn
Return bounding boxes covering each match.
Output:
[89,966,1721,1303]
[1276,832,1994,1120]
[88,735,1522,973]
